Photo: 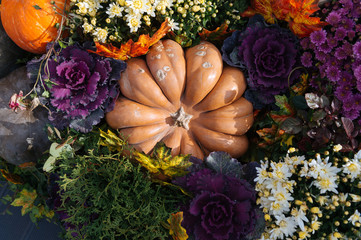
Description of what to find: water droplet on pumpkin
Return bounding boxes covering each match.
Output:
[156,69,167,81]
[165,49,172,52]
[196,51,206,56]
[138,68,145,73]
[163,66,171,72]
[202,62,212,68]
[156,45,164,52]
[167,53,174,58]
[197,45,206,50]
[155,54,161,59]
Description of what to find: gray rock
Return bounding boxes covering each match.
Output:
[0,67,50,165]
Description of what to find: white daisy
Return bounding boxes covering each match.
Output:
[343,159,361,181]
[126,13,142,32]
[269,200,290,216]
[348,209,360,225]
[269,186,294,203]
[126,0,148,14]
[106,2,124,18]
[291,207,309,231]
[93,27,108,43]
[76,2,90,15]
[270,161,292,181]
[254,160,269,184]
[275,215,297,238]
[82,22,94,33]
[313,175,339,194]
[166,18,180,31]
[269,227,284,240]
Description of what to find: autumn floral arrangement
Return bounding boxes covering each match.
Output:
[1,0,361,240]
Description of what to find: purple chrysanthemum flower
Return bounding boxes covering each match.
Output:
[354,65,361,92]
[326,11,341,25]
[342,18,355,30]
[353,41,361,60]
[327,36,339,49]
[335,47,348,60]
[353,94,361,111]
[347,30,355,41]
[334,27,347,41]
[319,43,332,53]
[301,52,313,67]
[335,83,353,102]
[326,65,341,82]
[342,42,353,55]
[315,50,327,62]
[342,95,356,112]
[310,30,327,46]
[300,38,311,50]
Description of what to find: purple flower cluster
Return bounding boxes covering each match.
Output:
[173,153,263,240]
[222,15,300,107]
[27,44,126,133]
[302,0,361,122]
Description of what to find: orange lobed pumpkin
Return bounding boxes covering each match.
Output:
[106,40,254,159]
[0,0,68,54]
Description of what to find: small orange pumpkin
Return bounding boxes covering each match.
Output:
[0,0,68,54]
[106,40,254,159]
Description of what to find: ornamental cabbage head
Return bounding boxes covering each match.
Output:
[222,15,300,107]
[27,43,126,133]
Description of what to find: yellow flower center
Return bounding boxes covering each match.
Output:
[348,163,358,172]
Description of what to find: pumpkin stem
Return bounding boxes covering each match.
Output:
[170,107,193,130]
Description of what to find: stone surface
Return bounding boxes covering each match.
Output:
[0,67,50,165]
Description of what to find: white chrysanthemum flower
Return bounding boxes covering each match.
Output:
[88,0,103,11]
[350,194,361,202]
[291,207,309,231]
[259,196,273,210]
[126,0,148,14]
[285,154,305,166]
[343,159,361,181]
[269,186,294,203]
[270,161,292,180]
[93,27,108,43]
[106,2,124,18]
[76,2,90,14]
[275,215,297,238]
[269,227,284,240]
[166,18,180,31]
[82,22,94,33]
[310,216,322,234]
[313,175,338,194]
[299,161,309,177]
[354,149,361,160]
[269,200,290,216]
[159,0,174,9]
[333,144,342,152]
[126,13,142,32]
[348,210,360,225]
[254,160,269,184]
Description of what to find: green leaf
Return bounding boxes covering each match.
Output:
[58,40,67,48]
[41,91,50,98]
[33,5,41,9]
[99,129,125,152]
[274,95,293,115]
[133,142,192,181]
[11,189,37,216]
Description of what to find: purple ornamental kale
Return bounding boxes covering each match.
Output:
[222,15,300,107]
[27,43,126,133]
[173,152,263,240]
